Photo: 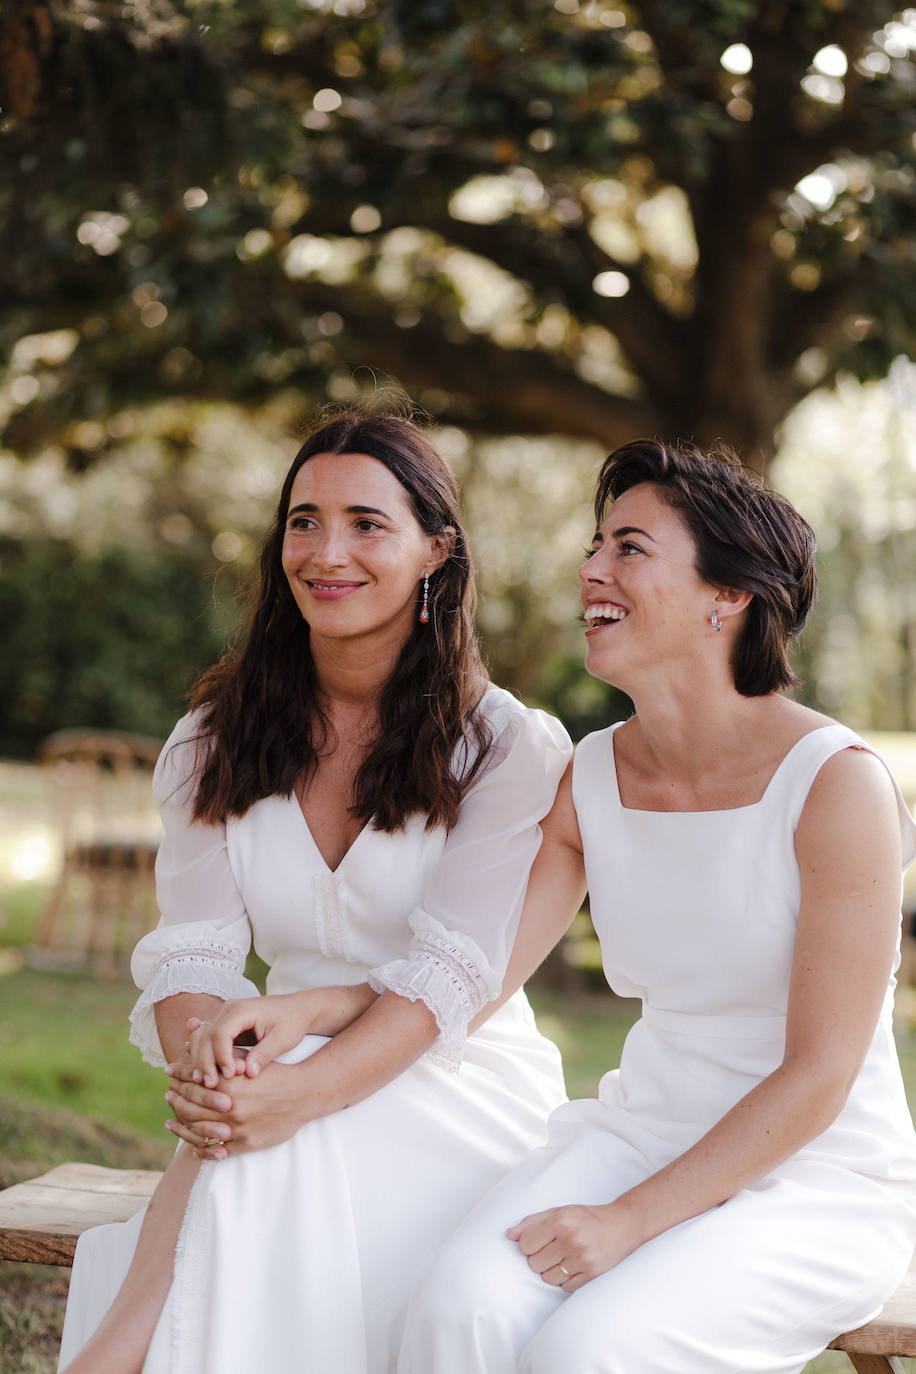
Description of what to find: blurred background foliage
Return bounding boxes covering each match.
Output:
[0,0,915,751]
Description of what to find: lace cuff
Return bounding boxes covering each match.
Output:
[128,947,261,1068]
[369,921,500,1070]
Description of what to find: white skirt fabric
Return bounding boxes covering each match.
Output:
[58,993,566,1374]
[398,1123,916,1374]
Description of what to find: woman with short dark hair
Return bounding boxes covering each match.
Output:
[58,410,571,1374]
[400,438,916,1374]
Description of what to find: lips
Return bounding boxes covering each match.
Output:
[305,580,365,600]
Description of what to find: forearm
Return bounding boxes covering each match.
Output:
[287,983,379,1036]
[285,989,439,1124]
[155,993,225,1064]
[613,1061,848,1249]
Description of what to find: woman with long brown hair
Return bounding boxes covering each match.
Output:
[58,410,571,1374]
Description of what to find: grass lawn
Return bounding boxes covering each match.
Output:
[0,967,170,1142]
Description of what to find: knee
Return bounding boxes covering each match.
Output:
[521,1317,585,1374]
[404,1235,498,1341]
[522,1308,710,1374]
[402,1232,554,1371]
[520,1300,653,1374]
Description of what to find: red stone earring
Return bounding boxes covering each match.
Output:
[419,572,430,624]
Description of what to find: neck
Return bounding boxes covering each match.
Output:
[625,670,762,783]
[309,627,406,713]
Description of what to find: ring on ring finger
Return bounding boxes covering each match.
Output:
[201,1136,223,1149]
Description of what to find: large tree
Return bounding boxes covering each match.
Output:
[2,0,914,468]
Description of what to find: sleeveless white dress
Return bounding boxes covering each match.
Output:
[400,722,916,1374]
[57,686,571,1374]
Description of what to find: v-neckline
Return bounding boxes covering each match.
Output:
[290,795,370,875]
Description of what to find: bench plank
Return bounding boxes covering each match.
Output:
[0,1163,160,1265]
[842,1359,906,1374]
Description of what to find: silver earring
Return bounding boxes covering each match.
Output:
[710,609,722,632]
[419,572,430,624]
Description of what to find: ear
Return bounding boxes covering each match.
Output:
[714,587,753,621]
[426,526,456,573]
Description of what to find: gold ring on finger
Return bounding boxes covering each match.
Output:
[202,1136,223,1148]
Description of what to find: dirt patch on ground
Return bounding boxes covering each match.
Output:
[0,1262,69,1374]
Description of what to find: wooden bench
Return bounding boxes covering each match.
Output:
[0,1165,913,1370]
[0,1162,160,1265]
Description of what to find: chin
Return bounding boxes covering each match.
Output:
[583,645,619,689]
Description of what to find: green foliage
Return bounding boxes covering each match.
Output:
[772,360,916,732]
[0,540,224,757]
[1,1,914,466]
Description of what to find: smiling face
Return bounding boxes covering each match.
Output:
[579,481,722,692]
[281,451,448,650]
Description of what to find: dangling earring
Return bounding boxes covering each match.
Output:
[710,609,722,632]
[419,572,430,624]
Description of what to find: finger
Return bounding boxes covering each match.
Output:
[207,1002,262,1078]
[165,1118,228,1160]
[166,1089,232,1128]
[168,1080,233,1112]
[525,1241,567,1277]
[166,1058,201,1085]
[244,1025,295,1076]
[191,1118,232,1146]
[184,1016,215,1081]
[512,1221,558,1259]
[538,1257,575,1286]
[506,1209,552,1242]
[165,1092,216,1128]
[189,1025,222,1088]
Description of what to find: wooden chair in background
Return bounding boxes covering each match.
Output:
[27,729,164,977]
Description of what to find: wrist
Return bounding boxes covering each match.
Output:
[604,1190,652,1252]
[286,988,323,1034]
[314,983,378,1036]
[288,1054,330,1127]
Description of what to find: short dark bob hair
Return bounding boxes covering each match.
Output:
[594,439,817,697]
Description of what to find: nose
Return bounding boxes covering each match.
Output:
[313,525,348,570]
[578,549,609,586]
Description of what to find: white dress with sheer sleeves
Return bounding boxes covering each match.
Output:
[399,722,916,1374]
[57,685,571,1374]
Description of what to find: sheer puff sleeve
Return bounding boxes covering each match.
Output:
[368,689,572,1068]
[128,712,260,1067]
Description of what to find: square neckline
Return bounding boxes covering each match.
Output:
[606,720,841,816]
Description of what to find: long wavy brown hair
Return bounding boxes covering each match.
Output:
[186,411,492,831]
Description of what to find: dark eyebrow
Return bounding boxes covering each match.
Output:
[287,503,392,519]
[611,524,657,543]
